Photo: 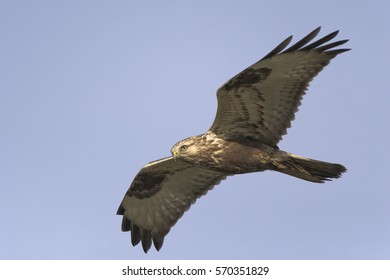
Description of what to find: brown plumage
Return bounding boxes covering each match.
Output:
[117,27,349,253]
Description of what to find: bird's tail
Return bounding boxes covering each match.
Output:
[276,153,347,183]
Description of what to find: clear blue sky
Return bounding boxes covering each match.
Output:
[1,0,389,260]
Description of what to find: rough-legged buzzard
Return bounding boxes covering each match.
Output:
[117,27,349,253]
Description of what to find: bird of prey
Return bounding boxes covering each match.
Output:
[117,27,349,253]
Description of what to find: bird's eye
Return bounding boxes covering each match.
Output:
[180,145,188,151]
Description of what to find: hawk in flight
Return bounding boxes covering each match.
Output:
[117,27,349,253]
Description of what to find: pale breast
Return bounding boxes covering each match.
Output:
[200,136,276,174]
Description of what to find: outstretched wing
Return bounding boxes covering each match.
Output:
[117,157,228,253]
[209,27,350,147]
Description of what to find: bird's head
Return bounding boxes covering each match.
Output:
[171,137,199,161]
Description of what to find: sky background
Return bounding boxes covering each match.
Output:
[1,0,389,260]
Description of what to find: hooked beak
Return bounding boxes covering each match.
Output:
[172,151,178,161]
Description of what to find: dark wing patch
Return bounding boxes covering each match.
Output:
[223,68,272,91]
[126,172,166,199]
[209,27,350,147]
[117,157,228,253]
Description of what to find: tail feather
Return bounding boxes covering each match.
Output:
[277,153,347,183]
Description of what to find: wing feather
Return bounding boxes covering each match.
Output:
[117,157,228,253]
[282,27,321,53]
[209,27,350,147]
